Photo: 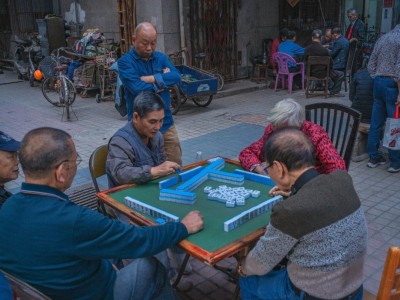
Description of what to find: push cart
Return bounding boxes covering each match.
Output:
[169,65,218,115]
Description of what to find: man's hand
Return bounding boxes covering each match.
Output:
[140,75,155,83]
[396,94,400,106]
[181,210,204,234]
[151,161,181,177]
[163,67,170,73]
[269,186,291,197]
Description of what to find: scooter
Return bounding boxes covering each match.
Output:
[12,34,42,86]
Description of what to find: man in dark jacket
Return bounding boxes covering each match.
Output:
[304,29,344,95]
[329,28,350,72]
[346,8,366,43]
[0,127,203,299]
[349,67,374,123]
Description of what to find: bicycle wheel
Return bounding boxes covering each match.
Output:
[192,95,213,107]
[61,77,76,120]
[42,76,76,107]
[216,73,224,91]
[168,84,181,115]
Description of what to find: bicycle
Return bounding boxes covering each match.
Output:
[40,48,77,120]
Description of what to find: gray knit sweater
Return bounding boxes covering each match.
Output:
[243,170,368,299]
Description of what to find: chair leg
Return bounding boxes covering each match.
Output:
[288,75,293,93]
[274,74,279,91]
[344,75,348,92]
[324,79,328,98]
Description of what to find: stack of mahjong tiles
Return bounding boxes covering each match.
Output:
[204,185,260,207]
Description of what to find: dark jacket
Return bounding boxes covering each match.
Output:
[346,19,366,43]
[330,35,349,71]
[304,41,332,78]
[349,68,374,123]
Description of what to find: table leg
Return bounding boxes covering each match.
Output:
[171,253,190,289]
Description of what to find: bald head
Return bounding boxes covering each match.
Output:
[19,127,73,179]
[263,127,315,171]
[133,22,157,59]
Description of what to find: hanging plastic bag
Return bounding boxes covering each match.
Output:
[383,105,400,150]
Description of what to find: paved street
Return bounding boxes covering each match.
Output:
[1,69,398,298]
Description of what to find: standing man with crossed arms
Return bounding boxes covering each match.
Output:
[118,22,182,165]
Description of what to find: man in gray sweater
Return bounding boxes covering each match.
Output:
[106,92,180,188]
[239,127,367,299]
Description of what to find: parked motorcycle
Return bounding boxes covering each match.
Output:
[12,34,42,86]
[361,42,374,69]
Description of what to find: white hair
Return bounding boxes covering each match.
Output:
[267,98,305,128]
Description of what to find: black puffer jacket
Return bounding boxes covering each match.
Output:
[349,68,374,123]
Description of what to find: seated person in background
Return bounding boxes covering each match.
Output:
[329,27,350,72]
[239,99,346,184]
[238,127,367,300]
[349,66,374,123]
[321,27,332,48]
[277,30,304,88]
[0,131,20,208]
[0,127,203,299]
[107,92,180,188]
[304,29,344,95]
[270,28,289,75]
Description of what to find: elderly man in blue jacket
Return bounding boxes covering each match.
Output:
[118,22,182,165]
[329,27,349,72]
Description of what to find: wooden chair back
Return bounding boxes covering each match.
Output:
[1,270,51,300]
[377,246,400,300]
[89,144,108,214]
[344,38,358,92]
[305,56,331,98]
[305,103,361,170]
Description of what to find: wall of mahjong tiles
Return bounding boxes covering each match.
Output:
[109,162,276,252]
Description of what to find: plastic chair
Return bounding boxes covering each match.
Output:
[1,270,51,300]
[305,103,361,170]
[272,52,304,93]
[305,56,331,98]
[377,246,400,299]
[89,144,109,215]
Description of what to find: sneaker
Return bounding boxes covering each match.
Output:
[367,157,386,168]
[387,165,400,173]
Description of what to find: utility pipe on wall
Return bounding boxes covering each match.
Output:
[178,0,187,64]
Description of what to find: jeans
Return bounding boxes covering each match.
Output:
[367,76,400,166]
[114,256,177,300]
[240,269,299,300]
[0,273,12,300]
[162,125,182,165]
[240,268,363,300]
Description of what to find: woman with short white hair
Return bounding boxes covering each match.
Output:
[239,98,346,182]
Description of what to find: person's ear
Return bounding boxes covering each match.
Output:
[55,163,67,184]
[132,35,136,44]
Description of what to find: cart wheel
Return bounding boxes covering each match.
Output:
[168,84,181,115]
[216,73,224,91]
[95,94,101,103]
[192,95,213,107]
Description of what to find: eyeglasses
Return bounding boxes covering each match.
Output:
[55,153,82,167]
[264,161,274,173]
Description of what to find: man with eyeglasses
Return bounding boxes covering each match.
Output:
[238,127,367,300]
[0,127,203,299]
[0,131,20,209]
[345,8,365,44]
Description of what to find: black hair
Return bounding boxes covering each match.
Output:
[332,27,342,35]
[286,31,296,40]
[134,92,165,118]
[280,28,289,39]
[19,127,72,178]
[312,29,323,39]
[262,127,315,171]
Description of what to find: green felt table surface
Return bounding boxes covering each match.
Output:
[109,162,274,252]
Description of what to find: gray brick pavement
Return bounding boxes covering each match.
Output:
[1,69,399,297]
